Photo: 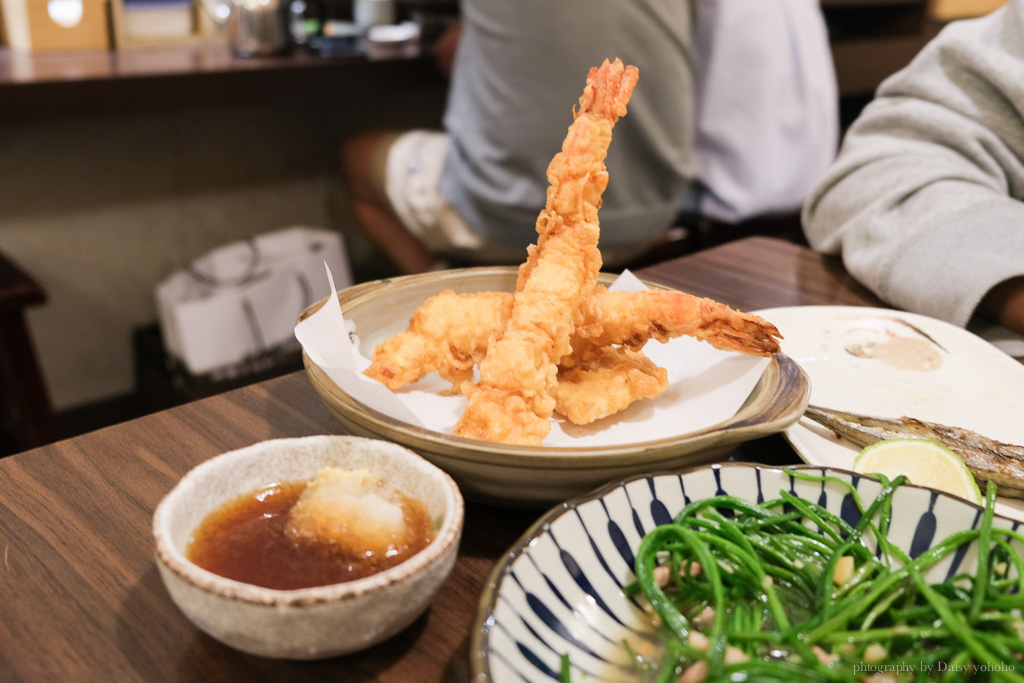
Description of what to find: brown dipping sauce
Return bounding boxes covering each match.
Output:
[186,481,435,590]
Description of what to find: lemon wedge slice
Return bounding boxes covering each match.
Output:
[853,439,984,505]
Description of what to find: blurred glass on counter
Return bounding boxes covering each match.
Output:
[289,0,326,46]
[353,0,394,29]
[199,0,291,56]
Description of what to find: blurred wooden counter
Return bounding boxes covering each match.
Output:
[0,43,446,124]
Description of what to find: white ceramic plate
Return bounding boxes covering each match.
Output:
[755,305,1024,521]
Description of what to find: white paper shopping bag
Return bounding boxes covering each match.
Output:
[156,226,353,376]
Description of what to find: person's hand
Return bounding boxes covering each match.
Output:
[433,20,462,78]
[979,276,1024,334]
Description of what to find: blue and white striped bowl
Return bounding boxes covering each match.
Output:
[470,463,1019,682]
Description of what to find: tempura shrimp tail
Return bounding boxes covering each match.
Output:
[455,59,639,445]
[515,59,640,293]
[577,288,783,357]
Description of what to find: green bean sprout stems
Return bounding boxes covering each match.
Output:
[616,470,1024,683]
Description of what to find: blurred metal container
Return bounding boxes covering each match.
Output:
[353,0,394,29]
[202,0,291,56]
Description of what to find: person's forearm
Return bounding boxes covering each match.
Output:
[979,276,1024,334]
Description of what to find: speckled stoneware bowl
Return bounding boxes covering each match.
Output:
[153,435,464,660]
[298,267,810,508]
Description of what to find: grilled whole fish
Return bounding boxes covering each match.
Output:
[804,405,1024,499]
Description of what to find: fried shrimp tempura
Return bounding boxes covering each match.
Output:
[555,290,780,424]
[365,287,781,391]
[453,59,639,446]
[552,345,668,425]
[360,60,784,445]
[569,287,782,360]
[363,290,513,390]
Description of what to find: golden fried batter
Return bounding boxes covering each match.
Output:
[453,59,638,445]
[552,346,668,425]
[364,290,512,390]
[360,60,782,445]
[365,287,781,389]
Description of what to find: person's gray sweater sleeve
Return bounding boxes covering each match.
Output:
[802,1,1024,328]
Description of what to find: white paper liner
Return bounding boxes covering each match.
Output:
[294,265,772,447]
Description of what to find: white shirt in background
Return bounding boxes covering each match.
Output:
[693,0,839,223]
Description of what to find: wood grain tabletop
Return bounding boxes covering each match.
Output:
[0,237,921,682]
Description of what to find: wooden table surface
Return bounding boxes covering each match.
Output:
[0,237,925,681]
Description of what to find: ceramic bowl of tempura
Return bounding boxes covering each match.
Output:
[296,267,809,509]
[153,435,464,659]
[470,463,1022,681]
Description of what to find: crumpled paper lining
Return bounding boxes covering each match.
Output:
[294,266,771,447]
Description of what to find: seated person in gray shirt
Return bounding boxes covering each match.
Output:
[344,0,837,275]
[343,0,698,274]
[803,0,1024,335]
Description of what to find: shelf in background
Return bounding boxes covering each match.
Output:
[0,43,445,124]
